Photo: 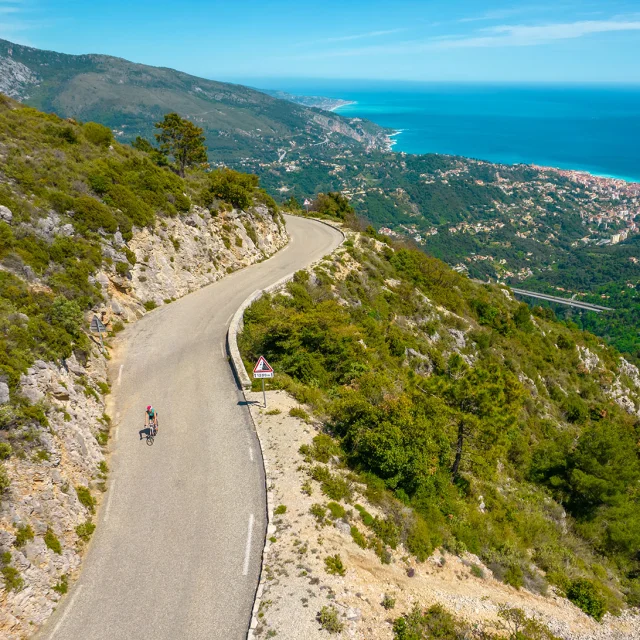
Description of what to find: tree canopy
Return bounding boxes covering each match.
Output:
[154,112,208,177]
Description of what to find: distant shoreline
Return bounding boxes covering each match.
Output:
[330,100,357,112]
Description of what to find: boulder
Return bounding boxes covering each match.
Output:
[111,299,123,315]
[20,386,44,405]
[0,381,9,405]
[50,385,70,401]
[0,204,12,223]
[334,519,351,536]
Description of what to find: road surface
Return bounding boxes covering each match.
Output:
[510,288,613,313]
[38,215,343,640]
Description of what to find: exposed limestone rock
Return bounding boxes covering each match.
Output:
[0,382,9,405]
[0,205,12,223]
[0,205,288,639]
[607,358,640,417]
[96,205,286,323]
[577,346,600,373]
[0,56,39,100]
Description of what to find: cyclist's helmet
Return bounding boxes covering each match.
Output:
[146,405,152,412]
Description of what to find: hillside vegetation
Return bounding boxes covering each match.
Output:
[0,38,388,165]
[0,93,277,465]
[239,225,640,619]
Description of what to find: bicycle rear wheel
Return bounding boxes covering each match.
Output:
[146,435,154,446]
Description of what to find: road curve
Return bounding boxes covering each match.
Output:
[38,215,343,640]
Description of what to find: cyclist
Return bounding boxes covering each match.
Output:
[145,405,158,436]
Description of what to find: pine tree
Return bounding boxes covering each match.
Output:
[154,113,208,177]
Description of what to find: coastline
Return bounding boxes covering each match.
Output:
[329,100,357,112]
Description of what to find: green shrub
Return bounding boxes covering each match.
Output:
[75,520,96,542]
[274,504,287,516]
[316,605,344,634]
[382,594,396,610]
[309,434,341,463]
[504,563,525,589]
[350,525,367,548]
[1,563,23,592]
[44,527,62,554]
[72,195,117,233]
[75,485,96,513]
[324,554,346,576]
[204,168,259,210]
[0,442,12,460]
[83,122,113,147]
[406,518,435,562]
[289,407,310,421]
[470,564,484,579]
[327,501,346,520]
[14,524,34,548]
[355,504,374,527]
[567,579,606,621]
[124,248,137,265]
[310,503,326,524]
[115,261,129,277]
[53,573,69,594]
[393,604,458,640]
[0,463,10,493]
[144,300,157,311]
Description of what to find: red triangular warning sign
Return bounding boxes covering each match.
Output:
[253,356,274,374]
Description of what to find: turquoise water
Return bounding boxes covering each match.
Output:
[251,80,640,182]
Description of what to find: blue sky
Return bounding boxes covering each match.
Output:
[1,0,640,83]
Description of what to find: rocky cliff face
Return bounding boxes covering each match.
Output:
[0,54,39,100]
[0,206,288,639]
[100,204,287,321]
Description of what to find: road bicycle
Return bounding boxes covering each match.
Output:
[145,422,158,446]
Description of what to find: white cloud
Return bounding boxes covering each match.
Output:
[296,28,407,48]
[437,19,640,48]
[301,17,640,59]
[324,28,407,43]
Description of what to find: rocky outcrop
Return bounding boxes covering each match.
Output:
[1,354,107,635]
[0,55,39,100]
[99,205,286,322]
[0,205,288,639]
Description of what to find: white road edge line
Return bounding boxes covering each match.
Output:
[249,447,254,462]
[117,364,124,386]
[221,342,225,357]
[226,313,233,325]
[242,514,255,576]
[103,479,116,522]
[51,584,83,638]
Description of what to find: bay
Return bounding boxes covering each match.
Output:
[250,80,640,182]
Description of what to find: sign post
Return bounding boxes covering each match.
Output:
[90,315,107,353]
[253,356,274,408]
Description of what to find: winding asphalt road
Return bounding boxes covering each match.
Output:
[38,215,343,640]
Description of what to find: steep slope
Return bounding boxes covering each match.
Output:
[0,39,388,164]
[0,95,289,638]
[238,227,640,637]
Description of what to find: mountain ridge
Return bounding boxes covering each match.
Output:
[0,38,389,164]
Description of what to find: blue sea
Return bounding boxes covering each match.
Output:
[248,80,640,183]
